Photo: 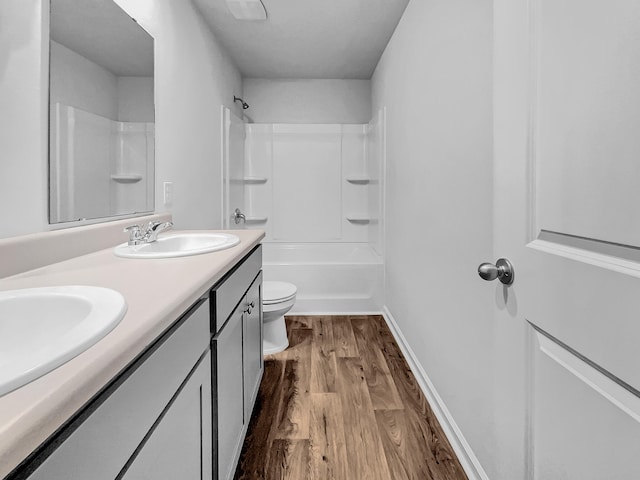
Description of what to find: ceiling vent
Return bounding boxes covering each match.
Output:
[225,0,267,21]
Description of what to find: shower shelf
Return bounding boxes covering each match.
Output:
[245,216,268,224]
[345,176,371,185]
[110,174,143,183]
[243,177,268,185]
[346,216,372,224]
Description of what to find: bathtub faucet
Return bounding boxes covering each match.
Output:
[234,208,246,225]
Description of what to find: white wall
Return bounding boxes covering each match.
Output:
[243,78,371,124]
[50,41,119,120]
[50,41,153,123]
[0,0,49,239]
[114,0,244,230]
[117,77,154,122]
[372,0,496,476]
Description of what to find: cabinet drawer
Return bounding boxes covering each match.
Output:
[210,245,261,333]
[28,299,211,480]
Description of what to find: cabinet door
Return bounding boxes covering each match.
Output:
[213,305,244,480]
[120,351,212,480]
[243,272,263,422]
[27,300,210,480]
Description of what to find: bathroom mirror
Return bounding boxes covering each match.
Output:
[49,0,155,224]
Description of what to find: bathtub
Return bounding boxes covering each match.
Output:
[261,242,383,313]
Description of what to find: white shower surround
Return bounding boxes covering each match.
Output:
[50,103,154,223]
[238,113,385,313]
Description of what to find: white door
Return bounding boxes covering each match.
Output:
[222,106,246,228]
[493,0,640,478]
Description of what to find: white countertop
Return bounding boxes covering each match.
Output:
[0,229,264,478]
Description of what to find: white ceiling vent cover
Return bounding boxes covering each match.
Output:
[225,0,267,20]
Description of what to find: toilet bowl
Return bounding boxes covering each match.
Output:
[262,281,297,355]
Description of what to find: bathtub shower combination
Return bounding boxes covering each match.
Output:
[223,108,386,313]
[262,242,383,313]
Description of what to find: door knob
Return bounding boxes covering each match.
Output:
[478,258,514,285]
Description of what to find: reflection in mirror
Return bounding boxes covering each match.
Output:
[49,0,155,224]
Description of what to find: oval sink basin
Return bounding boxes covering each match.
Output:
[114,232,240,259]
[0,286,127,397]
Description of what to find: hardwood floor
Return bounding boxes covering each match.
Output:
[234,315,468,480]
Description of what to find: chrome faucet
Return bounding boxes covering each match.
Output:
[124,221,173,246]
[143,221,173,243]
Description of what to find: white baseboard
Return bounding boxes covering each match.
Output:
[287,310,383,316]
[382,306,490,480]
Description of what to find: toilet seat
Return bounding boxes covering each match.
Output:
[263,281,297,305]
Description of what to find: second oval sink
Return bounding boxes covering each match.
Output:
[114,232,240,259]
[0,286,127,397]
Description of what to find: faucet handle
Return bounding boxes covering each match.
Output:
[124,224,143,245]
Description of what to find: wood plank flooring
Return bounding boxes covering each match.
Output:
[234,315,468,480]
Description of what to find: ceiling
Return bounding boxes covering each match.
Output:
[193,0,409,79]
[51,0,153,77]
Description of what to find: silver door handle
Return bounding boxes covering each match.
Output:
[233,208,246,225]
[478,258,514,285]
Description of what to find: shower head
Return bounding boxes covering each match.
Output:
[234,95,250,110]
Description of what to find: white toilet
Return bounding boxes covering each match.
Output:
[262,281,297,355]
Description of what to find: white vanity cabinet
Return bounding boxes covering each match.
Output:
[210,246,263,480]
[24,298,212,480]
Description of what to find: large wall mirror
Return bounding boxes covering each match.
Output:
[49,0,155,224]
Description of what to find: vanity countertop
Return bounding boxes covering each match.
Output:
[0,229,264,478]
